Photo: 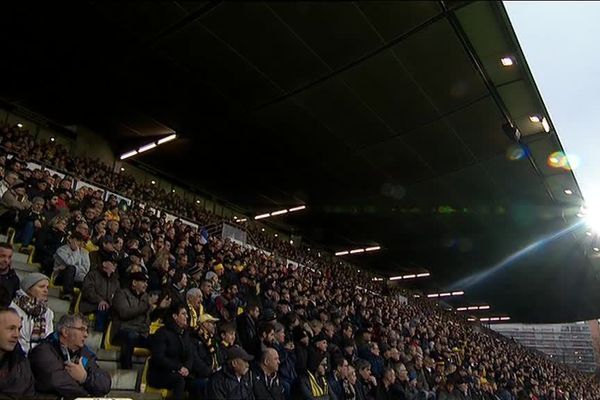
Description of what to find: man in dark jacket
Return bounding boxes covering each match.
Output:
[0,244,19,305]
[328,353,349,400]
[0,307,35,398]
[207,345,255,400]
[148,303,202,400]
[237,304,260,357]
[111,272,157,369]
[80,252,119,332]
[254,347,285,400]
[29,313,111,399]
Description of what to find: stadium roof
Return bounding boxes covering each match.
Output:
[0,1,595,323]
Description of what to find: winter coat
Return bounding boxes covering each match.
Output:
[148,322,195,384]
[207,367,255,400]
[80,267,119,314]
[0,269,19,305]
[237,312,259,357]
[10,293,54,352]
[253,369,285,400]
[111,287,151,336]
[54,244,90,282]
[29,332,111,399]
[0,343,36,399]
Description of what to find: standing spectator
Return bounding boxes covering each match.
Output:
[29,313,111,398]
[207,345,255,400]
[254,347,285,400]
[80,253,119,332]
[0,243,18,304]
[53,232,90,301]
[10,272,53,352]
[0,307,36,398]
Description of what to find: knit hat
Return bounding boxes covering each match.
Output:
[20,272,49,292]
[205,271,218,281]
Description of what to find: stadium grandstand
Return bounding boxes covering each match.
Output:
[0,2,598,400]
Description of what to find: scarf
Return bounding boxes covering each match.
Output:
[308,371,328,398]
[14,291,47,344]
[200,328,219,370]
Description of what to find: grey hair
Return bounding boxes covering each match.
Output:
[186,288,202,300]
[56,313,86,334]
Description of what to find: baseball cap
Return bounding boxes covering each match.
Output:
[227,345,254,362]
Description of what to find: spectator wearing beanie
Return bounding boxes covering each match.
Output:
[80,252,119,332]
[10,272,53,352]
[0,307,36,398]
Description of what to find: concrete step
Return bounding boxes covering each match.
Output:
[98,360,144,372]
[13,252,29,264]
[97,348,147,364]
[48,296,71,315]
[108,390,162,400]
[12,261,39,273]
[48,286,61,298]
[109,368,140,391]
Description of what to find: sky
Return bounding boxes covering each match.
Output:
[504,1,600,209]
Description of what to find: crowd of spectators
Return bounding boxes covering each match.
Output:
[0,121,598,400]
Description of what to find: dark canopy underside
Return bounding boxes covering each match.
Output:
[0,1,596,323]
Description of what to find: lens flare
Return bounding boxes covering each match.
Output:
[506,144,527,161]
[547,151,581,171]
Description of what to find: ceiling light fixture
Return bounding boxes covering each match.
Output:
[350,249,365,254]
[255,213,270,220]
[289,205,306,212]
[541,117,550,133]
[196,200,200,204]
[120,150,138,160]
[427,291,464,298]
[270,209,288,216]
[151,180,156,185]
[564,189,573,195]
[529,115,541,123]
[120,167,125,172]
[365,246,381,252]
[389,272,430,281]
[138,142,157,153]
[50,137,55,142]
[335,251,350,256]
[157,134,177,145]
[337,246,382,256]
[238,218,247,222]
[17,123,23,128]
[500,57,514,66]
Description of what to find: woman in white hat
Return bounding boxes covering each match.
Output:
[9,272,54,352]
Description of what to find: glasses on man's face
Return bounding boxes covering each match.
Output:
[67,326,89,333]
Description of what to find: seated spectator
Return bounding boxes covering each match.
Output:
[53,231,90,301]
[149,303,203,400]
[193,313,220,374]
[254,347,285,400]
[0,171,18,197]
[344,365,359,400]
[14,196,46,246]
[364,342,384,379]
[0,243,19,304]
[111,272,169,369]
[35,215,68,269]
[0,307,35,398]
[355,359,377,400]
[186,287,203,329]
[374,367,396,400]
[166,269,188,306]
[299,351,332,400]
[237,303,260,357]
[80,252,119,332]
[328,353,350,400]
[0,181,30,231]
[207,345,255,400]
[29,313,111,398]
[89,236,115,271]
[216,322,237,366]
[10,272,53,352]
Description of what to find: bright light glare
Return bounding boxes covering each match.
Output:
[581,204,600,233]
[157,134,177,144]
[501,57,514,66]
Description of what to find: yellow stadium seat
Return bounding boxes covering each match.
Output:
[73,292,95,322]
[103,321,150,357]
[140,358,172,399]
